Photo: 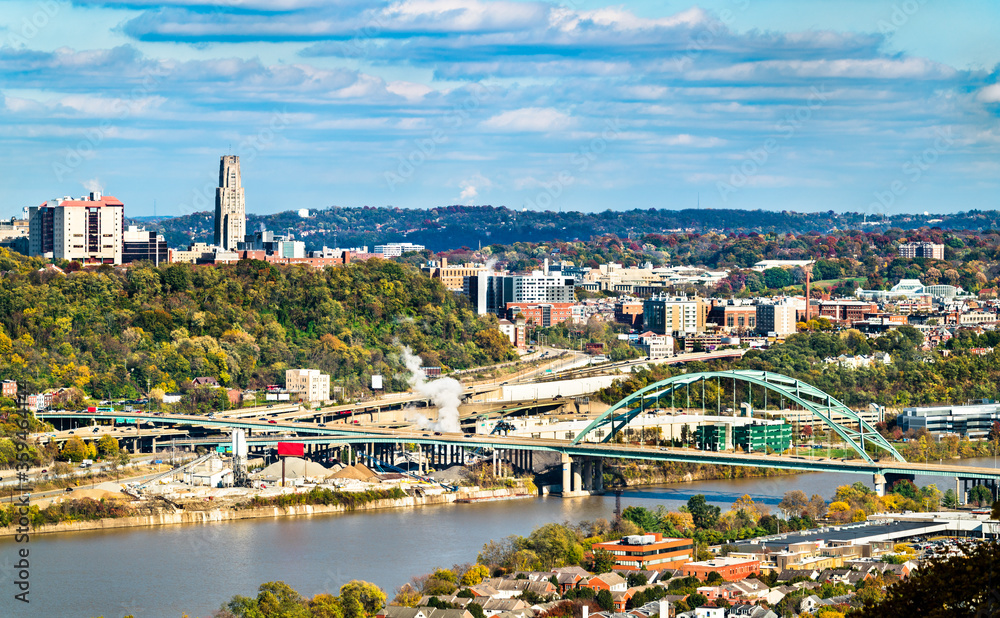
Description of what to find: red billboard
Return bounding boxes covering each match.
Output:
[277,442,304,457]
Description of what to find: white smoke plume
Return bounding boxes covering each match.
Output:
[401,345,463,433]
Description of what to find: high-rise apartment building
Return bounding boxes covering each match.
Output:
[464,272,575,315]
[28,192,124,264]
[755,301,797,336]
[642,295,707,335]
[898,241,944,260]
[214,155,246,251]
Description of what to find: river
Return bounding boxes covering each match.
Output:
[2,457,996,618]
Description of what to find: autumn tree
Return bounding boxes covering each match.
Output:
[858,542,1000,617]
[779,490,809,518]
[96,434,119,458]
[61,436,91,463]
[340,580,386,618]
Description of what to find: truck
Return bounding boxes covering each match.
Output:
[80,459,93,468]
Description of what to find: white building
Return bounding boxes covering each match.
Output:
[752,260,813,272]
[631,331,674,358]
[374,242,425,257]
[285,369,330,402]
[511,271,575,303]
[28,192,124,264]
[756,301,797,336]
[856,279,964,301]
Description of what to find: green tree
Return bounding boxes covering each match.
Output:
[225,581,310,618]
[596,589,614,611]
[96,434,119,458]
[891,479,918,500]
[968,485,992,507]
[339,581,386,618]
[858,542,1000,617]
[687,495,720,529]
[467,603,485,618]
[762,268,793,289]
[591,548,615,574]
[686,593,708,608]
[527,523,584,568]
[61,436,89,463]
[308,594,344,618]
[942,489,959,509]
[622,506,660,533]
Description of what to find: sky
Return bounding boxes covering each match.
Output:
[1,0,999,219]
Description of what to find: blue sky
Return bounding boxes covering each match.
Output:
[1,0,998,219]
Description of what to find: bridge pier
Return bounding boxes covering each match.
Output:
[560,455,595,498]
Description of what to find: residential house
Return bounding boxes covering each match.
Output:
[417,597,471,608]
[479,598,529,617]
[693,604,725,618]
[727,604,778,618]
[582,572,628,593]
[377,608,473,618]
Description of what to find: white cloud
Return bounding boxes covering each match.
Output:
[481,107,574,132]
[386,80,435,101]
[976,83,1000,103]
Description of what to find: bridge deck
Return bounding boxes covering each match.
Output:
[36,411,1000,482]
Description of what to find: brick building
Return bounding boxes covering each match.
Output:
[505,302,574,327]
[680,557,761,582]
[591,533,694,571]
[614,301,644,328]
[708,301,757,332]
[818,300,879,323]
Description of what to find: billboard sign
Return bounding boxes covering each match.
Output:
[277,442,304,457]
[371,374,383,390]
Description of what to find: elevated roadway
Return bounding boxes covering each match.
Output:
[36,411,1000,486]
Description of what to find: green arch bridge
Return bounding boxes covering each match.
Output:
[571,370,903,463]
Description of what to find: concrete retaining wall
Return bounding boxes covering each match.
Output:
[0,486,530,537]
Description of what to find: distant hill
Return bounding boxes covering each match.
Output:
[132,205,1000,252]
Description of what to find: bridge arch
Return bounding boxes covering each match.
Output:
[571,370,904,463]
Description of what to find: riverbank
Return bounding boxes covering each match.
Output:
[0,485,535,537]
[608,460,801,487]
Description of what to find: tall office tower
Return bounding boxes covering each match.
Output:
[214,155,246,250]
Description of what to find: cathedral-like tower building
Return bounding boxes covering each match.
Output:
[214,155,245,251]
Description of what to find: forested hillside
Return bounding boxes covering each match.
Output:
[0,249,515,401]
[137,205,1000,253]
[600,328,1000,419]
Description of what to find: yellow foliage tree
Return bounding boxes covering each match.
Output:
[828,501,851,513]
